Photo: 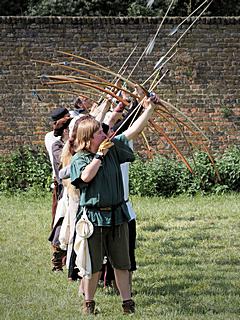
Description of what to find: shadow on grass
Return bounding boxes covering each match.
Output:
[142,223,170,232]
[134,274,240,314]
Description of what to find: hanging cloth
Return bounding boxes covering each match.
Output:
[74,207,94,279]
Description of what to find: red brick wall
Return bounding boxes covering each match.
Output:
[0,16,239,156]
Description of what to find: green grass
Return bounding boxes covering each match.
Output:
[0,193,239,319]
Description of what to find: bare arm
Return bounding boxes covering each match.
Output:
[81,158,102,183]
[103,102,124,129]
[90,99,111,123]
[123,95,156,141]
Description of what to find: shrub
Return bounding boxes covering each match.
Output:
[215,146,240,192]
[152,155,182,197]
[2,145,240,197]
[176,152,216,196]
[130,147,240,197]
[129,155,181,197]
[0,146,51,193]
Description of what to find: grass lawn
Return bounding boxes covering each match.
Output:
[0,192,239,319]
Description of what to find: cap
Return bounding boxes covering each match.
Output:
[51,107,69,122]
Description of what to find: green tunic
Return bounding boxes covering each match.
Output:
[70,134,135,226]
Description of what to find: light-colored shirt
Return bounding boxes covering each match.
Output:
[44,131,59,179]
[120,162,136,221]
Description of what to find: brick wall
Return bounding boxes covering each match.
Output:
[0,16,239,157]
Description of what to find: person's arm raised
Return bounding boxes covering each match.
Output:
[123,86,159,141]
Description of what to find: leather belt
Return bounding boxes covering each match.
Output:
[99,207,112,211]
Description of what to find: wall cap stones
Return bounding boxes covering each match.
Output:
[0,16,239,25]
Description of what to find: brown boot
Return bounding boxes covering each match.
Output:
[51,246,67,272]
[83,300,96,315]
[122,299,135,314]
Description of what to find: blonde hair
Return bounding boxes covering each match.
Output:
[61,140,72,167]
[60,140,80,200]
[74,115,100,152]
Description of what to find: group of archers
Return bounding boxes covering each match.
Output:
[44,84,160,315]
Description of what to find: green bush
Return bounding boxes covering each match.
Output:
[0,146,52,193]
[130,147,240,197]
[216,146,240,192]
[176,152,217,196]
[1,145,240,197]
[129,155,181,197]
[152,155,181,197]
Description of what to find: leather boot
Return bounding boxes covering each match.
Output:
[122,299,135,314]
[82,300,96,315]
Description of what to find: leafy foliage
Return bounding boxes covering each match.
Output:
[128,0,183,16]
[216,146,240,192]
[0,0,29,15]
[177,151,217,195]
[128,0,240,17]
[0,146,52,193]
[1,145,240,197]
[26,0,132,16]
[1,0,238,16]
[129,154,181,197]
[130,147,240,197]
[209,0,240,16]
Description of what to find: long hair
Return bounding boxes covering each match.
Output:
[60,117,91,199]
[60,139,80,199]
[63,115,95,162]
[72,115,100,153]
[61,140,72,167]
